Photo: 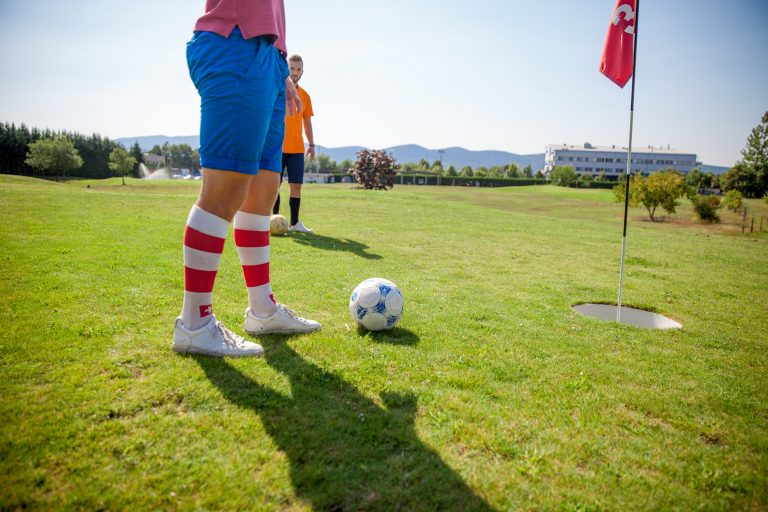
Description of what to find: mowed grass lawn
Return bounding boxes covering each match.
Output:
[1,175,766,511]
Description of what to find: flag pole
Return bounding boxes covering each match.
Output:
[617,0,639,323]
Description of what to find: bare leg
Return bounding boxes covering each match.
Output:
[241,169,280,214]
[178,167,252,330]
[197,168,253,221]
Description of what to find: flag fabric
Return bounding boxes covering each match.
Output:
[600,0,637,88]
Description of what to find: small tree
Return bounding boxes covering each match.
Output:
[25,136,83,179]
[691,195,722,223]
[317,153,337,171]
[460,166,473,177]
[740,111,768,197]
[613,170,687,221]
[129,141,144,177]
[551,165,577,187]
[351,150,399,190]
[109,147,137,185]
[722,190,743,211]
[505,163,521,178]
[722,111,768,198]
[523,164,533,178]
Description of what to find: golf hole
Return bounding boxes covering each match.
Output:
[573,303,682,330]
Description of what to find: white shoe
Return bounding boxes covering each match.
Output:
[173,315,264,357]
[244,304,321,335]
[289,221,312,233]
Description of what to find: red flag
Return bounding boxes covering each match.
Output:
[600,0,637,88]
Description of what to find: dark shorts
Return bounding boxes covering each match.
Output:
[281,153,305,184]
[186,28,288,174]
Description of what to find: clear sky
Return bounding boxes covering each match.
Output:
[1,0,766,167]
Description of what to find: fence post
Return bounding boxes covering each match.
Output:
[751,217,755,233]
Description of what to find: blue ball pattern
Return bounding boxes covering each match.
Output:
[349,279,403,331]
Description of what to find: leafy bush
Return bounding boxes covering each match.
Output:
[722,190,743,211]
[351,150,399,190]
[613,170,687,221]
[551,165,577,187]
[691,195,722,223]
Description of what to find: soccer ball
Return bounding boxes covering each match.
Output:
[270,214,289,236]
[349,278,403,331]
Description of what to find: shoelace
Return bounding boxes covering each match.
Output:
[277,304,308,324]
[214,321,243,347]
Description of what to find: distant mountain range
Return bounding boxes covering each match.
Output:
[116,135,731,174]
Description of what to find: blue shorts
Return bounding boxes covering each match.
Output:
[186,28,288,174]
[281,153,305,184]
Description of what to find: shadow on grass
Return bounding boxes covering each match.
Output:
[194,340,493,511]
[357,326,420,347]
[289,232,382,260]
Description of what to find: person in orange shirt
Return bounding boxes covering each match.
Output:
[273,54,315,232]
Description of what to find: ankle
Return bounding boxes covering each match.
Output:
[250,304,277,319]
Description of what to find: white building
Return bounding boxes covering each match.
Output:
[544,143,700,179]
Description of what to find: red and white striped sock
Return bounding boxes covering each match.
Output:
[233,211,277,318]
[181,205,229,330]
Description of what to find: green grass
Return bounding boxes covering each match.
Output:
[1,175,767,511]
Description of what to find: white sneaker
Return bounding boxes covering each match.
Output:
[289,221,312,233]
[244,304,321,335]
[173,315,264,357]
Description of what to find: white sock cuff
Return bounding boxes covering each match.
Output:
[234,211,270,231]
[187,205,230,238]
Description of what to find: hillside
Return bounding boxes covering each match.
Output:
[117,136,730,173]
[117,136,545,170]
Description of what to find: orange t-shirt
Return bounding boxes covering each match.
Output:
[283,85,313,154]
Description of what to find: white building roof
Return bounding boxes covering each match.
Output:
[548,144,695,156]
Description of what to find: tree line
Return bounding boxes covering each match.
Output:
[549,110,768,202]
[4,111,764,192]
[308,153,540,179]
[145,143,199,173]
[0,122,147,179]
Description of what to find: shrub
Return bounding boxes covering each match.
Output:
[723,190,743,211]
[551,165,577,187]
[692,195,722,223]
[351,150,399,190]
[614,170,687,221]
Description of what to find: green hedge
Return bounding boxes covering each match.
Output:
[326,174,548,188]
[569,180,617,190]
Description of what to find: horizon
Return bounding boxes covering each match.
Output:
[1,1,766,168]
[113,134,732,172]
